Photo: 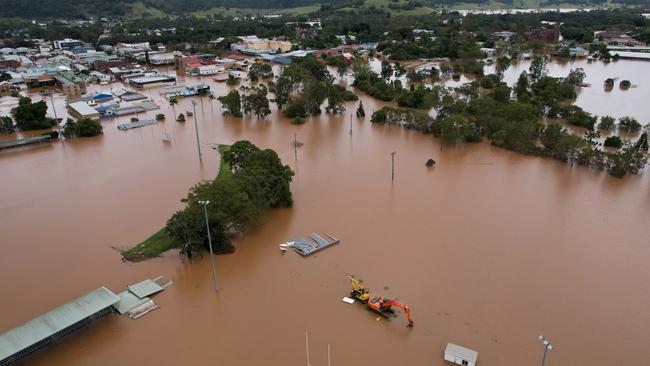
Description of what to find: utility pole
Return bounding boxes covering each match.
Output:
[349,113,352,135]
[294,133,298,160]
[390,151,396,181]
[47,92,63,143]
[192,100,202,162]
[538,335,554,366]
[199,200,219,292]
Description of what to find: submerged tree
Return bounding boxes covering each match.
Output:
[381,59,393,80]
[242,86,271,119]
[619,80,631,90]
[495,55,511,78]
[0,116,14,134]
[169,97,178,116]
[11,97,56,131]
[566,68,586,85]
[604,136,623,148]
[63,118,102,138]
[356,101,366,118]
[218,90,243,117]
[528,55,547,82]
[618,116,641,133]
[597,116,616,131]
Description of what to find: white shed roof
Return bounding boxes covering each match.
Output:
[445,343,478,362]
[68,101,99,116]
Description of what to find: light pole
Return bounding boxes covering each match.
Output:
[538,335,554,366]
[199,200,219,292]
[192,100,202,162]
[390,151,396,181]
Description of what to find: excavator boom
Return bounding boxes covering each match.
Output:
[348,276,370,301]
[383,300,414,327]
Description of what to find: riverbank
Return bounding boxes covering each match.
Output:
[122,144,231,261]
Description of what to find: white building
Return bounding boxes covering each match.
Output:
[191,64,224,76]
[90,71,111,83]
[67,101,100,120]
[148,52,178,65]
[53,39,83,50]
[115,42,151,53]
[444,343,478,366]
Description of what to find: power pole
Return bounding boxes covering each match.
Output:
[192,101,202,162]
[390,151,396,181]
[47,92,63,143]
[294,133,298,160]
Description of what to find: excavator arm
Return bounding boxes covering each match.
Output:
[348,276,370,301]
[383,300,414,327]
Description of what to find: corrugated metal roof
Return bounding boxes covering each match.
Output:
[611,51,650,60]
[113,291,151,315]
[128,279,164,299]
[0,287,120,361]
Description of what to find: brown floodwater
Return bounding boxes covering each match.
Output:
[1,60,649,366]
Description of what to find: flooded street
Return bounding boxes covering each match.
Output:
[1,60,649,366]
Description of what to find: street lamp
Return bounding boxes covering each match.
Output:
[538,335,554,366]
[198,200,219,292]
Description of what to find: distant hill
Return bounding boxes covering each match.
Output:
[0,0,641,19]
[0,0,349,18]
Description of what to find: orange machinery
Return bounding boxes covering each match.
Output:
[347,276,414,327]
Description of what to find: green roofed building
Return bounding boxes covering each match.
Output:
[0,287,120,366]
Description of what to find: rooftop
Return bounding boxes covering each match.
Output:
[0,287,120,361]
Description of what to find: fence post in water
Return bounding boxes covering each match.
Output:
[390,151,396,181]
[192,101,202,162]
[305,332,311,366]
[328,344,331,366]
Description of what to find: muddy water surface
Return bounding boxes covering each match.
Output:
[1,61,649,366]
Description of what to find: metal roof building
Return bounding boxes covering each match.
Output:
[0,287,120,366]
[610,51,650,60]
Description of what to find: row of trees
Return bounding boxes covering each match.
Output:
[367,59,648,178]
[165,140,294,255]
[217,56,358,123]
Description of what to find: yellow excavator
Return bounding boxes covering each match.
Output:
[347,276,414,327]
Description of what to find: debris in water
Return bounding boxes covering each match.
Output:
[279,233,340,256]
